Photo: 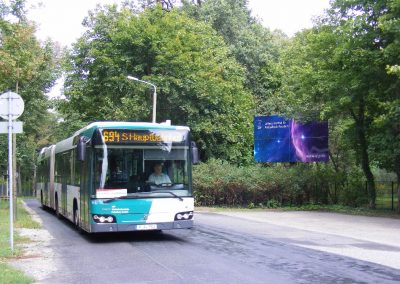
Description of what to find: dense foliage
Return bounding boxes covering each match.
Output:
[60,5,254,163]
[182,0,285,114]
[276,0,400,208]
[193,159,369,207]
[0,0,61,192]
[1,0,398,210]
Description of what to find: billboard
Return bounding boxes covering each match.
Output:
[254,116,328,163]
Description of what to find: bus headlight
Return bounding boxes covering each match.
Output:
[175,211,193,221]
[93,214,116,223]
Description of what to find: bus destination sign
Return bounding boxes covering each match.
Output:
[102,129,186,144]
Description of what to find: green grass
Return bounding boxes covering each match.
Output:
[280,204,400,218]
[376,195,395,210]
[0,263,33,284]
[196,206,270,212]
[375,182,397,209]
[0,198,39,284]
[197,204,400,219]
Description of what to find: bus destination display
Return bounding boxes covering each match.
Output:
[102,129,186,144]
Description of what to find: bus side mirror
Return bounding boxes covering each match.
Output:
[191,141,200,165]
[77,138,86,162]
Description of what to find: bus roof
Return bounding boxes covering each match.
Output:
[52,121,190,154]
[37,145,54,161]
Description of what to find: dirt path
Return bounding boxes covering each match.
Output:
[9,201,59,283]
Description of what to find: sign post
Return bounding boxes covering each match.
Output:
[0,91,24,253]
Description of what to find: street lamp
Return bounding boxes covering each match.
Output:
[127,76,157,123]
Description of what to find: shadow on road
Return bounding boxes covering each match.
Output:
[84,230,185,244]
[40,204,188,244]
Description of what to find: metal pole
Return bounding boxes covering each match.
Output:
[127,76,157,123]
[8,92,14,252]
[13,133,17,221]
[392,181,394,211]
[152,86,157,123]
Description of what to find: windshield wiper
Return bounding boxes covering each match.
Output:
[154,191,183,201]
[103,191,183,203]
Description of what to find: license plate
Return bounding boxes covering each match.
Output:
[136,224,157,230]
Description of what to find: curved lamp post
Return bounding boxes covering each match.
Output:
[127,76,157,123]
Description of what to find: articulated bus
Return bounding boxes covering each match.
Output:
[36,121,198,233]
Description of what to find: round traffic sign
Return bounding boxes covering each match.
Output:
[0,91,25,120]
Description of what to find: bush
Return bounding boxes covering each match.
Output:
[265,199,281,208]
[338,167,368,207]
[192,159,366,208]
[194,159,290,206]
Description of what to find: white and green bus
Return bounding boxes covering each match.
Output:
[36,121,198,233]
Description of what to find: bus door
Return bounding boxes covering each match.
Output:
[78,145,90,231]
[61,152,69,215]
[49,146,55,208]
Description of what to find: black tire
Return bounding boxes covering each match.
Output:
[73,207,82,233]
[40,191,45,209]
[55,196,60,218]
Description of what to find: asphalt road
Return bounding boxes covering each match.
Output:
[24,199,400,284]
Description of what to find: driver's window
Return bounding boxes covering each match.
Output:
[145,161,171,182]
[169,161,186,184]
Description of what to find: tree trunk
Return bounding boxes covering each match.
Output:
[358,129,376,208]
[350,101,376,209]
[17,166,22,195]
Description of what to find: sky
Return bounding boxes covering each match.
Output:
[24,0,331,97]
[248,0,330,36]
[26,0,331,46]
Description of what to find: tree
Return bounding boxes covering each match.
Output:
[379,0,400,77]
[280,0,399,208]
[0,0,62,192]
[60,5,254,163]
[182,0,285,114]
[374,0,400,211]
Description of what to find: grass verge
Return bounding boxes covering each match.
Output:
[0,262,33,284]
[0,198,40,283]
[196,204,400,218]
[281,204,400,218]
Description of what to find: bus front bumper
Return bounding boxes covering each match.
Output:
[90,220,193,233]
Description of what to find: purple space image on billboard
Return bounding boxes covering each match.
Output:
[254,116,329,163]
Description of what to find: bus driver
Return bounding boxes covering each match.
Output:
[148,163,171,185]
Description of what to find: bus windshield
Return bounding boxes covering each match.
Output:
[93,129,192,199]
